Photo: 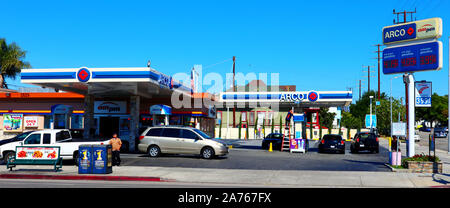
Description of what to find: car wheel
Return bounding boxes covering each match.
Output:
[201,147,215,159]
[148,145,161,157]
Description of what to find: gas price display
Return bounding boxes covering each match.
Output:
[382,41,442,75]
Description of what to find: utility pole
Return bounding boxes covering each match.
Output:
[374,44,382,101]
[362,65,375,93]
[359,80,362,100]
[232,56,236,128]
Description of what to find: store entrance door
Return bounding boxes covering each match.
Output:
[99,117,120,138]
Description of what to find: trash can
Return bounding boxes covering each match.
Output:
[78,145,93,174]
[92,144,113,174]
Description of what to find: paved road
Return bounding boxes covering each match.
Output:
[118,140,391,172]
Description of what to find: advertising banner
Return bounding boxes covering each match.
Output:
[3,114,23,132]
[15,146,59,160]
[383,41,443,74]
[392,122,406,136]
[382,18,442,45]
[24,116,39,128]
[290,138,306,153]
[415,82,432,107]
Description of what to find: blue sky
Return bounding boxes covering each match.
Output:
[2,0,449,102]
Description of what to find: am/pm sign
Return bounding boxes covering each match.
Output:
[415,82,432,107]
[383,18,442,45]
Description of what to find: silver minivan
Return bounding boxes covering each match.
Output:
[138,126,228,159]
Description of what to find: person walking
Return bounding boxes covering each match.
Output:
[110,133,122,166]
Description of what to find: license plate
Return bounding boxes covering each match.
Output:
[330,145,335,148]
[360,144,364,147]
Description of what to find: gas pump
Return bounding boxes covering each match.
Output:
[291,113,308,153]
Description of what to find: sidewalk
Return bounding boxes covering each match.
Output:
[1,139,449,188]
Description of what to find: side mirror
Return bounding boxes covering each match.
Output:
[19,142,23,146]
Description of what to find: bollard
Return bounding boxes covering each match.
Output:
[269,142,273,152]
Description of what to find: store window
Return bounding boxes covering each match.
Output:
[249,111,255,125]
[44,115,52,129]
[71,115,83,129]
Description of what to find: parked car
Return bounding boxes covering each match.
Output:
[434,127,448,138]
[0,131,35,146]
[261,133,284,150]
[318,134,345,154]
[419,126,431,132]
[0,129,110,164]
[350,132,379,153]
[138,126,228,159]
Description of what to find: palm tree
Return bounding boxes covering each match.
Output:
[0,38,31,88]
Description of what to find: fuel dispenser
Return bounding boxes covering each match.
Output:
[291,113,308,153]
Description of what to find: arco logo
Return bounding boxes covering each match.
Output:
[308,91,319,102]
[77,67,91,82]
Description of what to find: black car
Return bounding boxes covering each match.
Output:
[350,132,379,153]
[261,133,284,150]
[0,131,34,146]
[318,134,345,154]
[434,127,448,138]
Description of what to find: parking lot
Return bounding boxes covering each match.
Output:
[117,139,391,172]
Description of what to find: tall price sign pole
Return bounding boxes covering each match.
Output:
[382,17,443,157]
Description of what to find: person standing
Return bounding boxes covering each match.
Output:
[110,133,122,166]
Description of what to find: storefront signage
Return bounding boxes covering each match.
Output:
[24,117,39,128]
[51,104,73,114]
[382,41,442,74]
[2,114,23,132]
[383,18,442,45]
[94,101,127,114]
[15,146,59,160]
[279,91,319,102]
[150,104,172,115]
[158,74,172,89]
[77,67,91,82]
[415,81,432,107]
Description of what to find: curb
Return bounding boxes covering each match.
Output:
[0,173,173,182]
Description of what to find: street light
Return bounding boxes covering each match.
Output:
[370,95,374,132]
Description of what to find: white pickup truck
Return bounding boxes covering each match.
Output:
[0,129,110,164]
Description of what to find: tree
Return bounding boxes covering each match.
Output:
[341,111,360,139]
[0,38,30,88]
[319,107,336,137]
[416,93,448,127]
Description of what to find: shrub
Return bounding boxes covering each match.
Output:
[401,153,440,168]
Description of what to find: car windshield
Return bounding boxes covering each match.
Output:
[15,131,33,141]
[268,134,283,139]
[193,128,211,139]
[359,133,376,140]
[323,135,342,141]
